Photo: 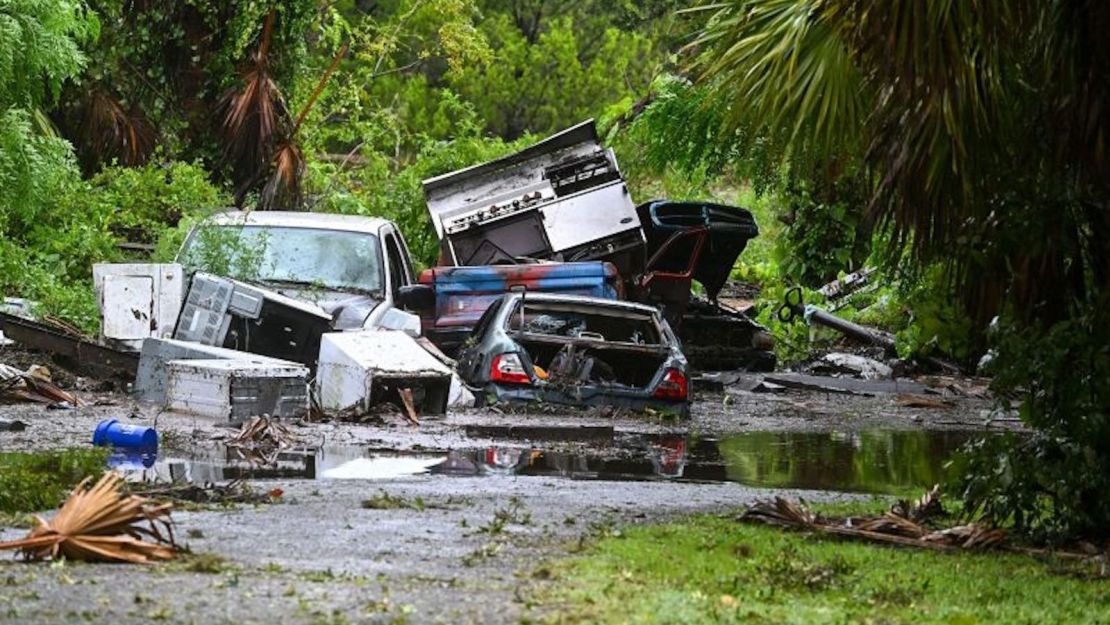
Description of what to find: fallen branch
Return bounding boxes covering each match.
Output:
[738,489,1104,573]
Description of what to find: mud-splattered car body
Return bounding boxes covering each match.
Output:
[457,292,689,417]
[416,261,621,355]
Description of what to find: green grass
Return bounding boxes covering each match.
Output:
[361,490,426,511]
[533,513,1109,625]
[0,449,109,514]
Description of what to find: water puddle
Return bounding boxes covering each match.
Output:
[320,455,446,480]
[110,430,979,494]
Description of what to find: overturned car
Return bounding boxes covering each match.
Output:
[456,292,689,416]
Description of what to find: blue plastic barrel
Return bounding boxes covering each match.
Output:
[92,419,158,450]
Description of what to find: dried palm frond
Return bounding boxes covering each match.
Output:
[890,484,944,523]
[256,42,348,211]
[78,89,156,169]
[739,497,818,528]
[0,472,177,563]
[923,524,1009,550]
[857,512,927,538]
[228,416,297,448]
[741,494,1103,570]
[226,416,300,465]
[217,11,290,205]
[258,140,303,210]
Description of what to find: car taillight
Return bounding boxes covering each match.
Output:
[490,353,532,385]
[652,368,688,400]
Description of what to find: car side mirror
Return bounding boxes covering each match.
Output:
[398,284,435,312]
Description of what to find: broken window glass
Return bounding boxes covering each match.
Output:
[180,226,384,295]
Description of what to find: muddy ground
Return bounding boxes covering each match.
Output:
[0,346,1019,625]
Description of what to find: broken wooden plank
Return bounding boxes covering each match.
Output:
[896,394,955,409]
[0,313,139,378]
[762,375,875,396]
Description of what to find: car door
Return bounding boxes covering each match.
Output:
[458,297,504,382]
[376,225,421,333]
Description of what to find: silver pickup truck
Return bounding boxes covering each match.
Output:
[95,210,431,361]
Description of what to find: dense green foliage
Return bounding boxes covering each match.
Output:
[0,449,109,514]
[448,12,653,140]
[1,159,225,331]
[536,514,1110,624]
[952,305,1110,540]
[669,0,1110,538]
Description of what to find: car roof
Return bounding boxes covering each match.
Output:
[204,210,392,235]
[502,292,660,315]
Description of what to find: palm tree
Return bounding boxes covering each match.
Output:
[689,0,1110,537]
[689,0,1109,327]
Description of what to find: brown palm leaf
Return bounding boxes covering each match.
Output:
[890,484,944,523]
[256,42,349,211]
[0,472,178,564]
[217,10,290,205]
[227,416,300,465]
[923,524,1008,550]
[857,512,928,538]
[78,89,156,169]
[739,496,818,528]
[258,141,304,211]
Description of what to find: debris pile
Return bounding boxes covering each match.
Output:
[0,472,178,563]
[0,363,79,406]
[127,479,280,506]
[739,488,1106,574]
[226,416,300,465]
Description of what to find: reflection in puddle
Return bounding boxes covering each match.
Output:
[321,455,445,480]
[112,429,979,494]
[710,430,975,493]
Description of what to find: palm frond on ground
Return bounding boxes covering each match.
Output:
[0,472,178,564]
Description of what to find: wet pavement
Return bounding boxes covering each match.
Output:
[0,346,1020,625]
[0,477,859,625]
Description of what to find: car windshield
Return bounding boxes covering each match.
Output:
[179,225,384,294]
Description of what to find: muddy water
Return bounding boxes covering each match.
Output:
[112,429,978,494]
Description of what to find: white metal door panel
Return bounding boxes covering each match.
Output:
[93,263,185,346]
[540,181,640,252]
[102,275,154,339]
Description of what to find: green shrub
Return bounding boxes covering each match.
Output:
[775,177,871,287]
[951,299,1110,540]
[0,160,226,333]
[0,449,109,514]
